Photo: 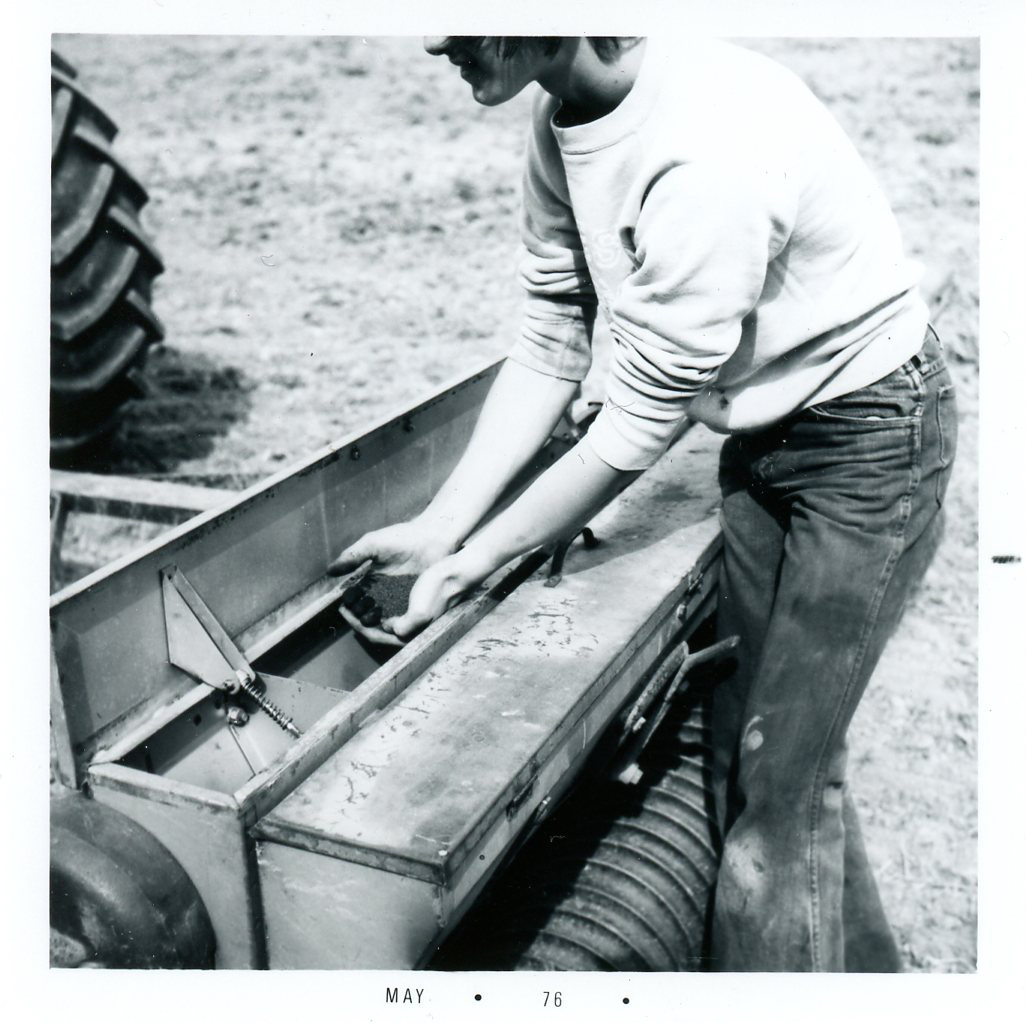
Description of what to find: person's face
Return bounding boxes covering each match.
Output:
[423,37,560,106]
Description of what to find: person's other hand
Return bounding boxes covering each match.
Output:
[337,603,405,647]
[336,557,466,648]
[385,549,489,642]
[329,519,460,646]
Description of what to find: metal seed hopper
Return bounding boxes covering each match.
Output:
[49,360,724,970]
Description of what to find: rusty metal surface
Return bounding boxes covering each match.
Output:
[255,426,724,892]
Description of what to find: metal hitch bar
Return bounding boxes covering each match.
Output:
[614,632,740,785]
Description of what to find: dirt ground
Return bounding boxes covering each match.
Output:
[51,36,979,972]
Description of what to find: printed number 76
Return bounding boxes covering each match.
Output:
[543,991,563,1007]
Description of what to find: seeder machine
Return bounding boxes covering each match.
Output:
[49,359,727,970]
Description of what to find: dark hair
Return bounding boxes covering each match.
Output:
[459,37,640,64]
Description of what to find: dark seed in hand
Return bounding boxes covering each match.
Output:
[364,573,418,618]
[361,606,382,627]
[340,585,364,609]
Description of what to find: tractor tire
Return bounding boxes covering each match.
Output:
[50,791,216,969]
[50,51,165,458]
[431,681,722,971]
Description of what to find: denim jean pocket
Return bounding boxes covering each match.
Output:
[802,369,922,426]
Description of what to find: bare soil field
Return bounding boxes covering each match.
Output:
[51,35,979,972]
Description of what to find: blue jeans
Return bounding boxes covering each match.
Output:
[709,326,958,971]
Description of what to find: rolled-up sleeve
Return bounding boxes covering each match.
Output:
[587,160,796,470]
[507,97,597,383]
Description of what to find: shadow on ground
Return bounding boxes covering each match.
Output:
[52,347,256,478]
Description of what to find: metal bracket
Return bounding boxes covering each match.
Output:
[675,568,709,624]
[162,566,254,692]
[505,775,537,821]
[161,566,301,737]
[560,402,603,443]
[545,526,600,588]
[614,633,739,786]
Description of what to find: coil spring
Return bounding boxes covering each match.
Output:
[238,677,301,738]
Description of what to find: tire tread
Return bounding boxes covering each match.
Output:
[50,51,164,456]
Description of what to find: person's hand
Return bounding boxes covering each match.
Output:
[337,603,405,647]
[337,571,418,648]
[328,518,457,581]
[329,518,461,646]
[386,549,489,642]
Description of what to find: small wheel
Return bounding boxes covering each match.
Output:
[50,791,215,968]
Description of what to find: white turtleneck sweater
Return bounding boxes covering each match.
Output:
[508,38,928,471]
